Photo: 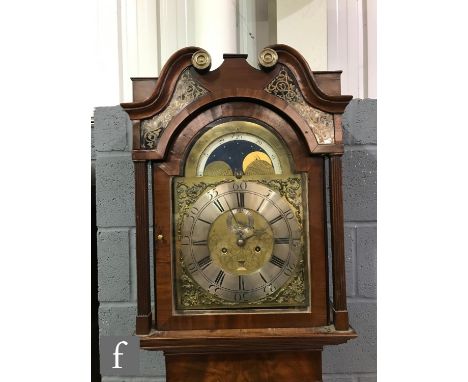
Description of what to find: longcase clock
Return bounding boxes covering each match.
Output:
[121,45,356,382]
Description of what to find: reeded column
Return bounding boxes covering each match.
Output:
[329,155,349,331]
[134,160,152,335]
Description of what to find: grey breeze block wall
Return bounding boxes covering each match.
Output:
[93,99,377,382]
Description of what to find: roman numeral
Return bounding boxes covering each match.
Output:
[192,240,208,246]
[256,198,265,212]
[238,275,245,291]
[269,215,283,225]
[259,272,268,284]
[197,256,212,270]
[236,192,245,207]
[213,199,225,212]
[270,255,285,268]
[274,237,290,245]
[214,270,226,286]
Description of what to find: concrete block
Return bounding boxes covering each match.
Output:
[91,127,96,160]
[328,226,356,298]
[343,149,377,222]
[99,304,137,336]
[98,229,130,302]
[359,376,377,382]
[323,375,355,382]
[96,154,135,227]
[94,106,130,152]
[344,226,356,297]
[343,99,377,145]
[357,226,377,298]
[140,350,166,376]
[323,301,376,373]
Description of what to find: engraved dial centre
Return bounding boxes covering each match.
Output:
[208,208,274,276]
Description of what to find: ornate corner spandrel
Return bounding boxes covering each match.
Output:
[141,69,208,149]
[265,66,335,144]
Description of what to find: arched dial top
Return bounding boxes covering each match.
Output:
[184,120,293,178]
[174,117,309,312]
[174,178,309,311]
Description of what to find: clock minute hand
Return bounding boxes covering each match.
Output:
[223,197,242,229]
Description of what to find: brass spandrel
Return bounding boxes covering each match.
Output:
[265,66,335,144]
[141,69,208,149]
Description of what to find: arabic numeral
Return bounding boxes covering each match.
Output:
[232,182,247,191]
[284,210,294,220]
[263,283,276,294]
[234,292,247,302]
[207,189,218,200]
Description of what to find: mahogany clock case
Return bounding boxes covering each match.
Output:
[121,45,355,341]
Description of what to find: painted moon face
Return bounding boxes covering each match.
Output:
[242,151,273,173]
[203,160,233,176]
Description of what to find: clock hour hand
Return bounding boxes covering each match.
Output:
[224,197,242,229]
[242,227,268,241]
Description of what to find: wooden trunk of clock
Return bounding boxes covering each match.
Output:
[122,45,356,382]
[165,351,322,382]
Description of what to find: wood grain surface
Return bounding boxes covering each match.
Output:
[165,351,323,382]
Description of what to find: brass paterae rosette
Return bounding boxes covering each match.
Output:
[258,48,278,69]
[192,49,211,71]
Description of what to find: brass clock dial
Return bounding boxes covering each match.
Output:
[173,119,309,312]
[179,180,303,304]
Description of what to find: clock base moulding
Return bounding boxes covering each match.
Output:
[139,325,356,352]
[140,326,356,382]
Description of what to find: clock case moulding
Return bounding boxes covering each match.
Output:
[121,44,356,369]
